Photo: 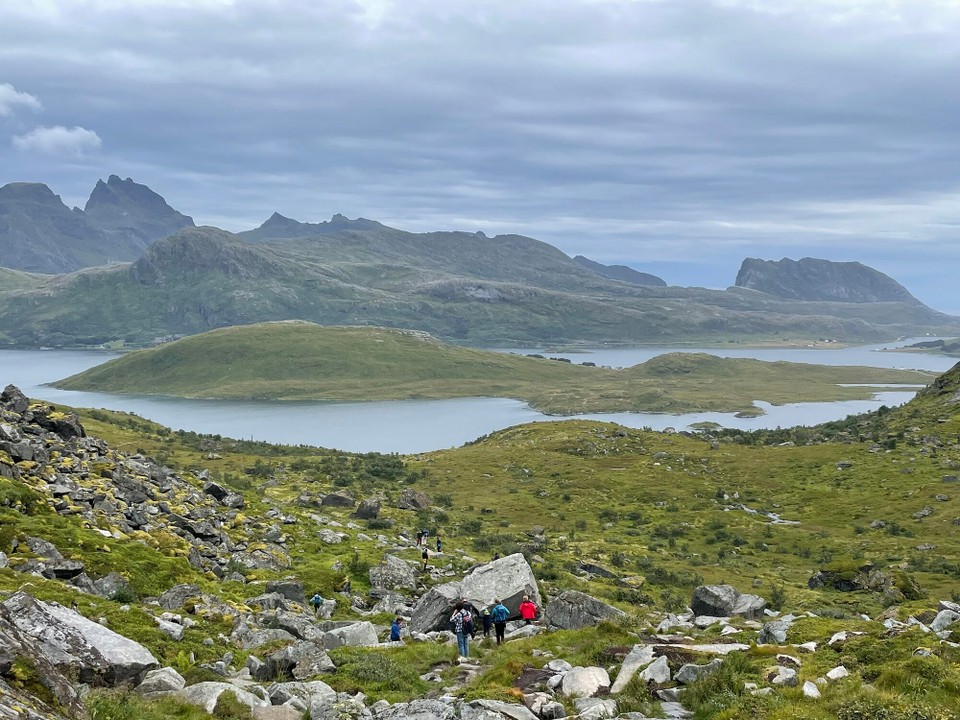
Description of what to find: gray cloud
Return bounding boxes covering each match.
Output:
[12,125,102,156]
[0,82,41,116]
[1,0,959,312]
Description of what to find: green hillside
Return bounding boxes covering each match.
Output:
[55,322,934,415]
[3,226,960,348]
[3,358,960,719]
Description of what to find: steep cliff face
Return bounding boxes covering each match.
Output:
[735,257,920,304]
[83,175,194,243]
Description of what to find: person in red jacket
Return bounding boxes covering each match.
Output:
[519,595,537,625]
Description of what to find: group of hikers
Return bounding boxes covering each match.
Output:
[416,529,442,569]
[448,594,538,659]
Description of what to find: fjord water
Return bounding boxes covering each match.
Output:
[0,341,954,454]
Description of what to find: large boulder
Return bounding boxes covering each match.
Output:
[410,554,541,634]
[322,621,379,649]
[561,666,610,698]
[377,699,457,720]
[353,498,381,520]
[257,641,336,681]
[369,554,417,591]
[460,553,541,618]
[543,590,626,630]
[396,488,433,510]
[610,644,656,693]
[691,585,766,620]
[409,582,463,635]
[1,592,158,685]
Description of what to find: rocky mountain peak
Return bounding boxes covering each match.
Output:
[735,257,920,304]
[0,181,64,206]
[83,175,194,241]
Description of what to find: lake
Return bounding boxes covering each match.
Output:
[0,340,954,454]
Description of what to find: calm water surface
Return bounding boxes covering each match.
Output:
[0,340,952,453]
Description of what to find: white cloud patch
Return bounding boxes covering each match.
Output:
[0,82,41,116]
[12,125,102,156]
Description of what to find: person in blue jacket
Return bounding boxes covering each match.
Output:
[490,598,510,645]
[390,616,403,642]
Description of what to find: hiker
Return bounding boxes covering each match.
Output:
[464,604,476,639]
[519,595,537,625]
[436,535,442,553]
[416,530,423,547]
[490,598,509,644]
[309,592,324,617]
[493,552,500,561]
[422,547,429,570]
[481,606,492,637]
[450,600,470,659]
[390,616,403,642]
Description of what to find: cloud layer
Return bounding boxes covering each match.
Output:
[13,125,101,156]
[1,0,959,312]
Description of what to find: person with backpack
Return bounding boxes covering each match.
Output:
[490,598,509,645]
[422,547,429,571]
[309,592,324,617]
[390,616,403,642]
[436,535,442,553]
[450,600,471,659]
[463,604,476,639]
[519,595,537,625]
[480,606,492,637]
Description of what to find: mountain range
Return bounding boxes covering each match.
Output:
[1,176,958,348]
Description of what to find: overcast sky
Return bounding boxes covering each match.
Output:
[2,0,959,313]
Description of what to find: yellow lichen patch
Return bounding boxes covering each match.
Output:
[15,460,38,472]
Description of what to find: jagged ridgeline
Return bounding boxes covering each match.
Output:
[2,358,960,719]
[1,209,960,346]
[52,322,935,415]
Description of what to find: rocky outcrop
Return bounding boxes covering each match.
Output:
[1,592,158,686]
[543,590,626,630]
[691,585,766,620]
[396,488,433,510]
[0,385,290,584]
[369,554,417,591]
[735,257,920,304]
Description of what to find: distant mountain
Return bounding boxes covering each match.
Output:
[735,257,919,304]
[238,212,385,242]
[2,225,959,348]
[0,176,194,273]
[83,175,194,244]
[572,255,666,286]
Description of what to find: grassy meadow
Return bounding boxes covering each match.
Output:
[54,322,934,415]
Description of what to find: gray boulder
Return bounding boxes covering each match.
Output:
[369,554,417,591]
[321,492,356,508]
[353,498,381,520]
[675,658,724,684]
[258,641,336,681]
[177,682,270,713]
[266,577,306,605]
[1,591,158,685]
[396,488,433,510]
[639,656,671,685]
[137,666,186,694]
[610,644,656,693]
[322,621,379,649]
[543,590,626,630]
[691,585,766,620]
[376,699,457,719]
[931,609,960,632]
[561,666,610,698]
[409,582,463,634]
[574,698,617,720]
[462,699,538,720]
[460,553,541,619]
[157,584,202,611]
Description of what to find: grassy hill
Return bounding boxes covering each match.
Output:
[2,226,960,348]
[3,357,960,719]
[54,322,935,415]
